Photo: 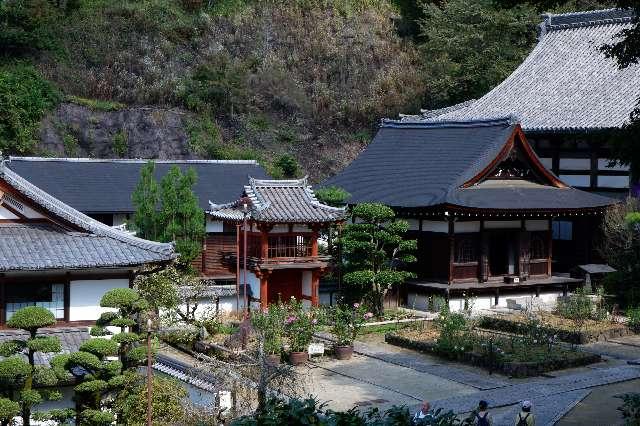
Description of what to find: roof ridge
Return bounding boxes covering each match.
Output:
[0,166,175,258]
[540,8,635,33]
[8,156,259,165]
[382,116,518,129]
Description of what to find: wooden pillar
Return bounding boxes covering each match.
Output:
[0,274,5,326]
[590,145,599,190]
[480,220,489,282]
[494,288,500,307]
[259,271,269,309]
[448,216,454,284]
[311,270,321,307]
[519,220,530,281]
[260,227,269,259]
[201,237,207,273]
[547,218,553,276]
[311,225,319,257]
[64,272,71,323]
[535,286,540,298]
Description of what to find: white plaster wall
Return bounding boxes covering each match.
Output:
[176,296,235,319]
[560,175,590,187]
[206,219,224,233]
[525,220,549,231]
[407,289,564,313]
[406,219,420,231]
[484,220,520,229]
[422,220,448,233]
[238,270,260,303]
[301,271,312,297]
[0,206,19,219]
[598,175,629,188]
[69,279,129,321]
[539,158,553,169]
[455,221,480,233]
[559,158,590,170]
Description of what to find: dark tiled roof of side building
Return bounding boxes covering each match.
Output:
[7,157,270,214]
[405,9,640,133]
[0,327,90,365]
[0,165,175,270]
[209,177,346,223]
[322,117,615,210]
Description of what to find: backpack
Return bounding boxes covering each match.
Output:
[475,412,490,426]
[517,412,530,426]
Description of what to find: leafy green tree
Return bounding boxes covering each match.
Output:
[133,266,182,313]
[314,186,350,207]
[131,161,161,241]
[600,198,640,306]
[272,154,300,179]
[95,288,149,370]
[601,0,640,185]
[0,397,20,426]
[419,0,538,108]
[0,0,60,55]
[0,307,62,426]
[132,163,205,267]
[113,371,188,425]
[340,203,417,317]
[0,64,60,154]
[160,165,206,266]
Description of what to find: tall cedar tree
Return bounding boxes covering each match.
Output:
[340,203,417,317]
[132,163,205,266]
[160,165,205,266]
[131,161,160,241]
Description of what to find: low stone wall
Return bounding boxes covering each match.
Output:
[478,316,630,344]
[385,333,601,378]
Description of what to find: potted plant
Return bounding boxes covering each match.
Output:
[252,304,285,366]
[331,303,373,360]
[284,299,318,366]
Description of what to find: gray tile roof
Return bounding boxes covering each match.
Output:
[209,177,346,223]
[0,165,175,270]
[323,117,615,211]
[0,327,90,365]
[407,9,640,133]
[7,157,270,213]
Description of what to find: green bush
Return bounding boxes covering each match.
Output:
[0,64,60,154]
[314,186,350,206]
[26,335,61,353]
[271,154,300,179]
[112,129,128,157]
[617,393,640,424]
[100,288,145,310]
[0,398,20,423]
[0,0,60,55]
[63,133,79,156]
[79,339,119,360]
[6,305,56,332]
[627,307,640,333]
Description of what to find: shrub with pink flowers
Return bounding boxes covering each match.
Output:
[252,303,286,355]
[283,299,319,353]
[331,303,374,346]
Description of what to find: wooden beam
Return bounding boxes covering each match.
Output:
[311,270,320,307]
[448,217,454,284]
[64,272,71,323]
[547,218,553,276]
[260,274,268,309]
[0,274,4,326]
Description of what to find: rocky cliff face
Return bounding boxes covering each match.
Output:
[40,103,195,159]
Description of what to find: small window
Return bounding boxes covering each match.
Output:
[552,220,573,241]
[531,235,547,259]
[455,237,476,263]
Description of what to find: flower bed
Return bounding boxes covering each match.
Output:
[478,314,629,344]
[385,330,601,378]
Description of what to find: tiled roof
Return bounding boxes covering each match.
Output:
[0,327,90,365]
[0,165,175,270]
[209,177,346,223]
[7,157,270,213]
[407,9,640,133]
[323,118,615,210]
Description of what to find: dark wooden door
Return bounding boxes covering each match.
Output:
[268,270,302,304]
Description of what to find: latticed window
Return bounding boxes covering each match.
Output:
[531,235,547,259]
[455,237,476,263]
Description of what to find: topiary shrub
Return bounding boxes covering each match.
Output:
[0,398,20,424]
[6,306,56,336]
[79,339,119,360]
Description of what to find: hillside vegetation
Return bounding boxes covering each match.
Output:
[1,0,613,180]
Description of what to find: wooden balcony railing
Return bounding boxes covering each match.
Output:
[267,235,312,258]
